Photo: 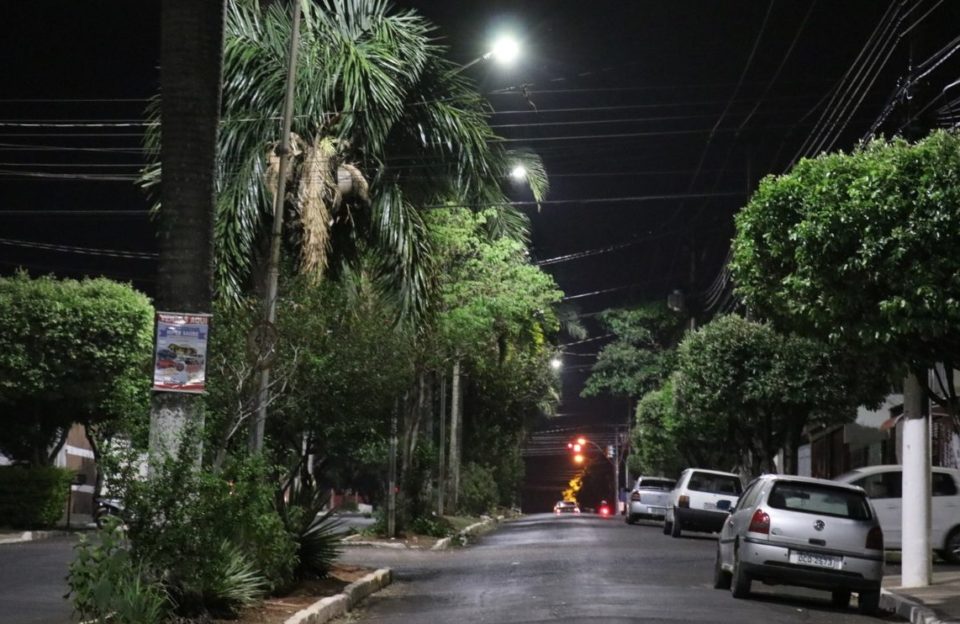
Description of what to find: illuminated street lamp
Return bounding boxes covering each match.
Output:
[457,33,522,73]
[510,164,527,181]
[550,357,562,370]
[573,453,585,464]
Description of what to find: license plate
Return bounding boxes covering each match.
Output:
[789,550,841,570]
[703,502,716,510]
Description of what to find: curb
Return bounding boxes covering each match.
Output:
[431,515,503,551]
[0,530,71,545]
[284,568,392,624]
[880,588,959,624]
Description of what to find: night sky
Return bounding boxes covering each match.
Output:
[3,1,959,509]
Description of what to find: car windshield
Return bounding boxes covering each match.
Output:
[767,482,872,520]
[687,473,742,495]
[638,479,675,490]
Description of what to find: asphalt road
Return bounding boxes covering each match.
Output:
[0,535,76,624]
[341,514,906,624]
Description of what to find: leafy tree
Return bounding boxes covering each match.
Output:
[582,303,685,400]
[0,273,153,466]
[672,315,872,475]
[629,381,688,478]
[732,130,960,424]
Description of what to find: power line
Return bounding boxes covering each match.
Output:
[0,237,157,260]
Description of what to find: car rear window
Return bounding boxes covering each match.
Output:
[687,472,742,495]
[638,479,675,490]
[768,482,872,520]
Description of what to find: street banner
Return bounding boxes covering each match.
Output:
[152,312,211,394]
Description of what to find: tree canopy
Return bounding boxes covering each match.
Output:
[731,130,960,416]
[0,273,153,466]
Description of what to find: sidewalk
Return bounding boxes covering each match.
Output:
[882,571,960,624]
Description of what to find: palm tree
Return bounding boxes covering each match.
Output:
[149,0,225,460]
[144,0,546,317]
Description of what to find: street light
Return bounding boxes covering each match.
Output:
[510,164,527,181]
[550,356,562,370]
[457,34,522,73]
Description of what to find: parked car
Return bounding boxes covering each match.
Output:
[626,476,675,524]
[664,468,742,537]
[835,464,960,564]
[714,474,883,614]
[554,500,581,515]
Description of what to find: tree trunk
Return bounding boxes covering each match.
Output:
[149,0,225,465]
[449,360,462,511]
[438,374,447,515]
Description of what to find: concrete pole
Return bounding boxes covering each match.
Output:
[249,0,302,453]
[901,372,932,587]
[450,360,462,511]
[613,434,620,512]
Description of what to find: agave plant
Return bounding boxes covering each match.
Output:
[142,0,547,317]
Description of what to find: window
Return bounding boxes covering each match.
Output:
[853,471,901,499]
[933,472,959,497]
[687,472,742,495]
[736,482,762,511]
[768,482,872,520]
[638,478,675,491]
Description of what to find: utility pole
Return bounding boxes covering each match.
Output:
[900,31,932,588]
[249,0,302,453]
[449,360,462,511]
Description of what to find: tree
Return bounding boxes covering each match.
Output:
[0,273,153,466]
[629,381,687,478]
[149,0,225,460]
[731,130,960,423]
[582,303,685,400]
[143,0,546,314]
[672,315,871,475]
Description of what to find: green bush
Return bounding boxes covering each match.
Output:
[408,514,454,538]
[68,517,169,624]
[0,465,72,528]
[458,463,499,516]
[121,454,294,617]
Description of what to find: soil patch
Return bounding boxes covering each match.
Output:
[220,564,372,624]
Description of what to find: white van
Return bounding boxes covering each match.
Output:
[835,464,960,563]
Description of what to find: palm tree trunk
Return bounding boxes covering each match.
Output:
[149,0,225,464]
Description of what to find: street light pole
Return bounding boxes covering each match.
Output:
[249,0,301,453]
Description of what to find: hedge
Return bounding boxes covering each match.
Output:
[0,466,73,529]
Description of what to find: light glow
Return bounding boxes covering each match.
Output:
[490,35,520,64]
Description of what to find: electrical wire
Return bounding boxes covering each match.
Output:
[0,237,157,259]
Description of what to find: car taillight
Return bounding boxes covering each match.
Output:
[631,492,641,501]
[601,507,609,515]
[866,526,883,550]
[678,495,690,508]
[748,509,770,534]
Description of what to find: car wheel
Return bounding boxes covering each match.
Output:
[625,514,636,525]
[831,589,851,609]
[858,589,880,615]
[670,513,682,538]
[730,547,751,599]
[662,520,672,535]
[713,546,732,590]
[943,528,960,564]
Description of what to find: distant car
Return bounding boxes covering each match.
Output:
[714,474,883,615]
[664,468,742,537]
[554,501,581,515]
[626,476,675,524]
[835,464,960,563]
[598,500,612,517]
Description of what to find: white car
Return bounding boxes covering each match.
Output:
[835,464,960,563]
[626,476,675,524]
[664,468,743,537]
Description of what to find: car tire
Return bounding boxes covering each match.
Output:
[730,548,751,599]
[670,513,682,538]
[625,514,636,525]
[713,547,732,590]
[662,520,672,535]
[831,589,851,609]
[943,528,960,564]
[858,589,880,615]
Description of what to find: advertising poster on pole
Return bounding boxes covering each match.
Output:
[153,312,211,393]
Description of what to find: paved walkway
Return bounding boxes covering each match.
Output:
[883,571,960,623]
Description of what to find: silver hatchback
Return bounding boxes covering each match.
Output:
[714,475,883,615]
